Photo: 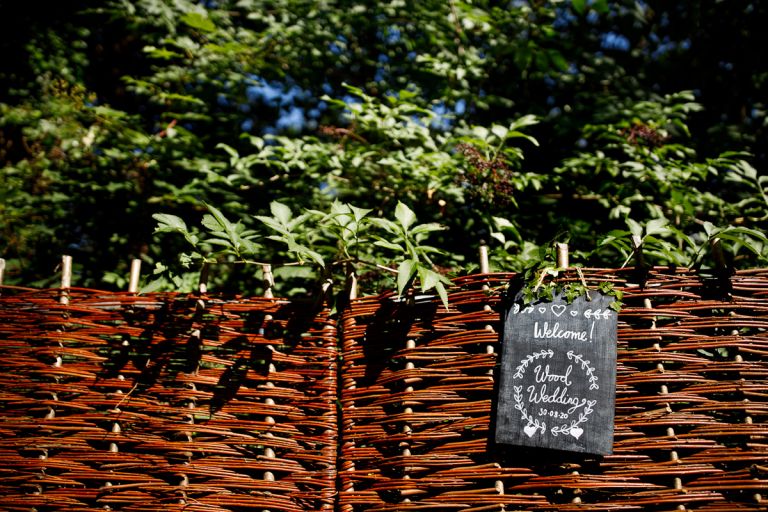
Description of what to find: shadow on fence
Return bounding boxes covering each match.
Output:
[0,289,338,511]
[1,267,767,511]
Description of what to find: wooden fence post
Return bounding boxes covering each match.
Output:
[262,264,277,494]
[479,244,490,274]
[60,255,72,306]
[128,258,142,293]
[556,242,569,269]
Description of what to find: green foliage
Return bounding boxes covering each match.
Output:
[152,200,452,308]
[1,0,768,299]
[514,244,623,312]
[551,92,768,269]
[371,202,452,307]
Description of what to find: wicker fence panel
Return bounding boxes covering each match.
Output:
[0,289,338,512]
[338,269,768,511]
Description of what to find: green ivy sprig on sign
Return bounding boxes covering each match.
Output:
[516,245,623,312]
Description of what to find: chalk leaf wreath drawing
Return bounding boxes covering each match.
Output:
[513,349,598,439]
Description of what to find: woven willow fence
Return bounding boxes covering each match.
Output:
[0,290,338,511]
[1,267,768,511]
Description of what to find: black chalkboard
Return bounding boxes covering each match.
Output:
[495,292,617,455]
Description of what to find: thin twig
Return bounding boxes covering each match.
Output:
[115,381,139,409]
[334,258,399,274]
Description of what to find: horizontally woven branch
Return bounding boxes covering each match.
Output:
[338,268,768,511]
[0,289,338,512]
[1,267,767,511]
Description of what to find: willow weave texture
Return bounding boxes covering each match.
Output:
[1,267,767,511]
[0,290,338,511]
[338,269,768,511]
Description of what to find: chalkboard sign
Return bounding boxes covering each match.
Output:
[495,292,617,455]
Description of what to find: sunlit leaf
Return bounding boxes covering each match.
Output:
[397,259,417,295]
[395,202,417,231]
[180,12,216,33]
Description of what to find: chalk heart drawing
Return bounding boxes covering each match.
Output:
[570,310,578,317]
[551,304,566,317]
[514,350,598,442]
[538,306,546,314]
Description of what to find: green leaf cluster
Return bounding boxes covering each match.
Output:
[151,200,453,308]
[1,1,767,296]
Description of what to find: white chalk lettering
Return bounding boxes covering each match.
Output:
[533,364,573,387]
[533,321,588,342]
[527,384,589,414]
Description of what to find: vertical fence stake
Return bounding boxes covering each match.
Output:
[263,264,274,300]
[348,269,358,301]
[479,244,490,275]
[262,264,277,496]
[631,236,645,270]
[340,268,358,512]
[571,470,582,504]
[53,255,72,413]
[556,243,569,269]
[710,238,727,271]
[198,262,210,295]
[0,258,5,292]
[128,259,142,294]
[647,297,686,503]
[479,246,505,509]
[48,255,73,430]
[195,262,210,315]
[400,336,416,504]
[60,255,73,306]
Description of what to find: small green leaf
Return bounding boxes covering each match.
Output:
[201,214,222,232]
[239,238,261,255]
[270,201,293,226]
[725,226,768,243]
[397,259,418,295]
[716,233,761,256]
[547,50,569,72]
[508,114,539,132]
[303,248,325,268]
[395,202,417,231]
[435,282,450,310]
[593,0,609,13]
[205,203,235,235]
[410,222,446,235]
[514,46,532,71]
[153,213,188,232]
[374,239,405,252]
[418,266,440,292]
[256,215,290,235]
[349,204,372,223]
[490,232,506,244]
[217,143,239,161]
[141,277,166,294]
[507,130,539,147]
[491,124,508,140]
[646,218,669,237]
[627,218,643,238]
[181,11,216,33]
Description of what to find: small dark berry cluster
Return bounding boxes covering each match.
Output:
[456,143,516,206]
